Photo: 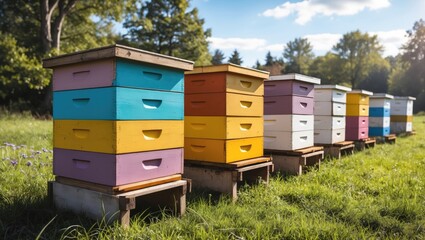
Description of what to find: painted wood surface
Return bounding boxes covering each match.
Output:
[369,127,390,137]
[54,120,183,154]
[185,93,263,116]
[184,72,264,95]
[391,115,413,122]
[391,99,414,116]
[185,64,269,79]
[346,104,369,116]
[369,107,390,117]
[314,89,347,103]
[345,127,369,140]
[53,148,183,186]
[184,137,263,163]
[314,116,345,130]
[346,116,369,129]
[43,44,194,71]
[369,117,390,128]
[185,116,263,139]
[264,114,314,132]
[264,96,314,115]
[264,130,314,151]
[264,80,314,97]
[391,122,413,133]
[369,98,391,108]
[347,93,369,105]
[314,101,346,116]
[314,128,346,144]
[54,87,183,120]
[52,59,184,92]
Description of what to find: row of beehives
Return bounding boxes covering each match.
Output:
[45,45,415,190]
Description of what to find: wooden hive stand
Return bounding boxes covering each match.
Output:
[354,137,376,151]
[375,134,397,144]
[183,157,273,202]
[317,141,355,160]
[48,175,190,226]
[265,146,324,176]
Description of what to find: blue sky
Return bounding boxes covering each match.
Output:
[189,0,425,67]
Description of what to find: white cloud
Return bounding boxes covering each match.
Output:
[304,29,407,56]
[208,37,267,50]
[260,44,285,52]
[261,0,391,25]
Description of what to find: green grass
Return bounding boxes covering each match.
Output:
[1,113,425,239]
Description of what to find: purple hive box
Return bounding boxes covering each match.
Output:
[53,148,183,186]
[265,73,320,97]
[264,95,314,115]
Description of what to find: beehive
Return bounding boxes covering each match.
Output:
[313,85,351,144]
[345,90,373,140]
[369,93,394,137]
[390,96,416,133]
[184,64,269,163]
[43,44,193,186]
[264,74,320,151]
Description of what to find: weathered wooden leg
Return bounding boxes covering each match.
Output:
[272,155,302,175]
[119,197,135,227]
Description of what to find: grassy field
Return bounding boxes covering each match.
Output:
[1,113,424,239]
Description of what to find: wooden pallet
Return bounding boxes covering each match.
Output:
[317,141,355,159]
[396,130,416,137]
[375,134,397,144]
[48,179,188,226]
[264,146,324,156]
[354,138,376,151]
[183,157,273,202]
[55,174,183,195]
[268,150,324,176]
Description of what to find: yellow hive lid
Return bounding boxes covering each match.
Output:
[185,63,270,79]
[43,44,194,71]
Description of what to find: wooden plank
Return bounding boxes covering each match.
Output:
[237,161,273,173]
[185,63,269,79]
[43,44,194,70]
[184,156,271,169]
[56,174,182,195]
[117,180,187,198]
[265,146,324,156]
[333,141,354,147]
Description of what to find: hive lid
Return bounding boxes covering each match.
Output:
[394,96,416,100]
[185,63,269,79]
[314,85,351,92]
[348,89,373,96]
[43,44,194,70]
[267,73,321,84]
[370,93,394,99]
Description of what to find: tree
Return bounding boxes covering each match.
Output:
[124,0,211,66]
[253,60,262,70]
[228,49,243,65]
[283,38,314,74]
[309,52,344,85]
[211,49,225,65]
[265,51,274,66]
[332,30,384,88]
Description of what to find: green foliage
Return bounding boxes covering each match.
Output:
[0,33,51,111]
[1,114,425,239]
[309,52,344,85]
[124,0,211,66]
[211,49,225,65]
[228,49,243,65]
[265,51,275,66]
[332,30,384,88]
[283,37,314,74]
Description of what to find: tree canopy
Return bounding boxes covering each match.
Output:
[228,49,243,65]
[283,38,314,74]
[211,49,225,65]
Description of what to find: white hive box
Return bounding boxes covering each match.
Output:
[264,115,314,132]
[264,130,314,151]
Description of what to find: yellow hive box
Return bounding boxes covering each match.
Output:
[54,120,183,154]
[346,104,369,116]
[185,116,263,139]
[184,137,263,163]
[347,90,373,105]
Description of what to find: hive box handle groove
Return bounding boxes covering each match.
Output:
[143,71,162,80]
[264,136,276,142]
[72,159,90,169]
[72,129,90,139]
[240,144,252,152]
[300,102,308,108]
[240,123,252,131]
[72,98,90,107]
[240,101,252,108]
[142,158,162,170]
[191,145,206,152]
[264,119,276,126]
[191,79,205,86]
[142,99,162,109]
[191,101,206,108]
[190,123,206,130]
[300,120,308,125]
[299,86,308,91]
[300,136,308,141]
[240,80,252,88]
[73,70,90,81]
[142,129,162,140]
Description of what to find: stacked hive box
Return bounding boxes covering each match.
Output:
[184,64,269,163]
[264,74,320,151]
[345,90,373,140]
[391,96,416,134]
[45,45,193,187]
[369,93,394,137]
[313,85,352,144]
